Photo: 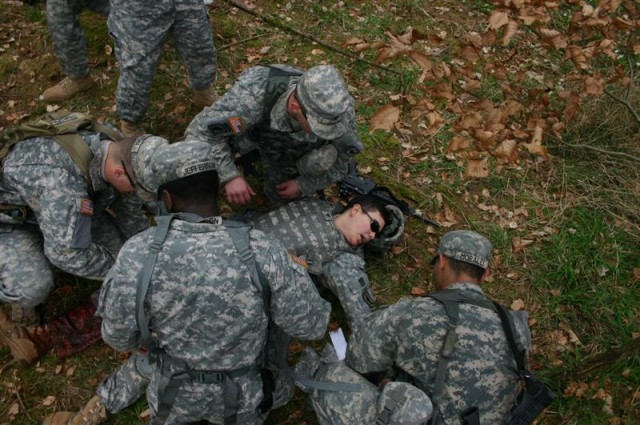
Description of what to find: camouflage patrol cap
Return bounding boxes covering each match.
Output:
[296,65,353,140]
[435,230,493,269]
[131,135,216,202]
[376,382,433,424]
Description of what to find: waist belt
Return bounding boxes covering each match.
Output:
[154,350,259,425]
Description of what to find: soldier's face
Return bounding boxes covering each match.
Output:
[341,205,385,246]
[287,90,312,133]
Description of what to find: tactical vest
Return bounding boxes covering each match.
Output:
[0,110,122,181]
[0,111,123,220]
[250,198,357,274]
[250,66,330,164]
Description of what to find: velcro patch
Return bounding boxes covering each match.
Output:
[79,198,94,216]
[179,161,217,177]
[227,116,246,135]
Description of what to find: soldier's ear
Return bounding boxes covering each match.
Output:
[160,190,173,212]
[350,203,361,216]
[479,268,491,283]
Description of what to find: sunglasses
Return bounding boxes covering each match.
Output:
[121,160,137,189]
[362,209,381,234]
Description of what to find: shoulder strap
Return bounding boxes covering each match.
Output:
[224,221,271,307]
[52,134,93,181]
[136,214,176,347]
[260,65,304,126]
[492,302,527,372]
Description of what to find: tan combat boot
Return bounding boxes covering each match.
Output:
[43,395,108,425]
[42,75,95,103]
[119,120,144,138]
[0,308,43,365]
[11,305,40,327]
[193,85,218,109]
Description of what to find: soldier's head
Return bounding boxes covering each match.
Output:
[334,195,390,246]
[431,230,492,290]
[130,135,219,214]
[288,65,354,139]
[102,135,140,194]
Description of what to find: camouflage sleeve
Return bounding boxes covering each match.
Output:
[296,125,363,196]
[97,235,147,351]
[255,235,331,340]
[110,194,149,240]
[346,299,413,374]
[321,253,375,327]
[35,179,117,280]
[184,66,270,184]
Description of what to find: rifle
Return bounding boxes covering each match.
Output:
[338,160,440,227]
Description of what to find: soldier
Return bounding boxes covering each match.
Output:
[185,64,363,205]
[250,196,404,325]
[309,230,533,425]
[0,122,148,364]
[41,0,110,102]
[109,0,218,136]
[57,136,330,424]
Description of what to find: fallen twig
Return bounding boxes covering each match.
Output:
[221,0,404,77]
[219,33,270,51]
[551,142,640,162]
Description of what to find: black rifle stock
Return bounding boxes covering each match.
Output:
[339,160,439,227]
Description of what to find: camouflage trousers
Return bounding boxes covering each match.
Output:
[0,217,123,308]
[108,0,217,123]
[46,0,110,79]
[97,353,151,413]
[310,362,433,425]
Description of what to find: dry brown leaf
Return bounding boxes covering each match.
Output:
[489,10,510,30]
[370,105,400,131]
[501,21,519,46]
[523,126,548,158]
[465,157,489,178]
[447,136,472,153]
[55,364,63,374]
[457,112,483,130]
[512,237,534,252]
[66,365,76,377]
[407,51,432,72]
[343,37,366,46]
[391,246,406,255]
[7,402,20,418]
[584,75,604,95]
[411,287,427,296]
[494,139,518,165]
[459,45,480,64]
[42,395,56,406]
[510,299,525,311]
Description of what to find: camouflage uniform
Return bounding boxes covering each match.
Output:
[97,137,331,423]
[184,64,362,203]
[108,0,217,123]
[249,198,375,325]
[0,133,147,307]
[46,0,110,79]
[96,353,151,414]
[315,283,532,425]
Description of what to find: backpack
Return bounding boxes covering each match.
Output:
[0,110,122,181]
[416,290,555,425]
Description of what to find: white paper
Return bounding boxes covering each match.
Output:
[329,328,347,360]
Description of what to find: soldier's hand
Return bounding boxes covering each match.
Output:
[276,180,302,200]
[225,176,256,204]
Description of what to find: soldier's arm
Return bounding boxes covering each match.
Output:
[321,253,375,327]
[346,300,411,374]
[97,237,144,351]
[256,236,331,340]
[110,194,150,240]
[296,127,363,196]
[33,174,117,280]
[184,67,267,184]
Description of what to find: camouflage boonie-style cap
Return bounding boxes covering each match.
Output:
[376,382,433,425]
[435,230,493,269]
[296,65,353,140]
[131,135,216,202]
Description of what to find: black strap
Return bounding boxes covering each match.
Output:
[492,302,527,372]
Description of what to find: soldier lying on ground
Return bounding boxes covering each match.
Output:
[0,123,148,365]
[185,64,363,205]
[249,195,404,326]
[42,135,330,424]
